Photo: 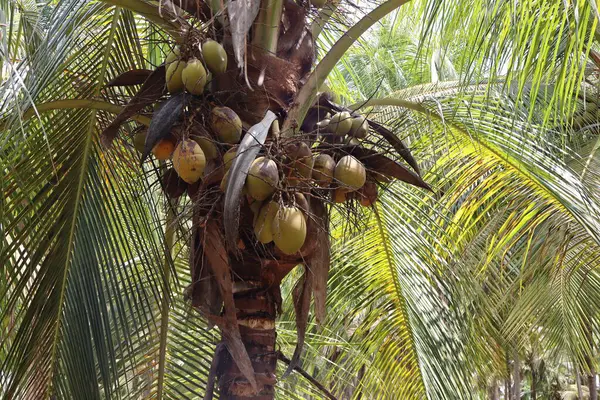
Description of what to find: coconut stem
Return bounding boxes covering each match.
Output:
[252,0,284,53]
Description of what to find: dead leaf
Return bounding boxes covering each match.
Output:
[203,221,259,393]
[106,69,154,87]
[101,65,167,148]
[140,93,187,165]
[224,110,277,253]
[306,200,329,325]
[227,0,261,72]
[282,267,313,378]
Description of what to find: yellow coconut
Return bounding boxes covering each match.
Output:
[349,116,368,138]
[272,206,307,255]
[210,106,242,144]
[312,154,335,186]
[246,157,279,201]
[223,146,238,171]
[334,155,366,191]
[202,40,228,74]
[192,136,218,160]
[152,138,176,160]
[182,58,207,95]
[329,111,352,136]
[133,130,146,153]
[253,201,280,244]
[166,60,187,93]
[172,139,206,184]
[165,47,180,66]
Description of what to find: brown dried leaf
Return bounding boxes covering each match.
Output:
[106,69,153,87]
[282,267,313,378]
[306,200,329,325]
[224,110,277,253]
[203,221,259,393]
[101,65,167,148]
[228,0,261,72]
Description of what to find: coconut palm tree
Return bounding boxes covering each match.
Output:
[1,1,599,399]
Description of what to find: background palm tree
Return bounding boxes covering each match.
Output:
[2,0,600,399]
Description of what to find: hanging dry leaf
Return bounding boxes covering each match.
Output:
[227,0,261,71]
[282,267,313,378]
[203,221,259,393]
[224,110,277,253]
[101,65,167,148]
[306,200,329,325]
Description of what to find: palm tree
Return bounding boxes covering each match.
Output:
[1,0,599,399]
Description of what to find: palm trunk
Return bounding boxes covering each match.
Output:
[588,367,598,400]
[586,321,598,400]
[576,369,584,400]
[506,355,512,400]
[531,369,537,400]
[513,350,520,400]
[488,378,499,400]
[218,279,278,399]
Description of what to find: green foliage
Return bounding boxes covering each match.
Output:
[2,0,600,399]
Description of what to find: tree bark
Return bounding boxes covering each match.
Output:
[531,368,537,400]
[576,366,584,400]
[488,378,499,400]
[513,350,520,400]
[586,321,598,400]
[217,279,278,400]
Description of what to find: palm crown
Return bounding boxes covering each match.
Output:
[1,1,600,399]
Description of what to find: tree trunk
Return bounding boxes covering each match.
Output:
[488,378,499,400]
[586,321,598,400]
[531,368,537,400]
[218,279,278,400]
[513,350,520,400]
[588,370,598,400]
[576,366,584,400]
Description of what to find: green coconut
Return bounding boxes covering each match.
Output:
[316,119,331,132]
[334,155,366,191]
[182,58,207,95]
[246,157,279,201]
[166,60,187,93]
[253,201,280,243]
[312,153,336,186]
[294,192,309,215]
[165,47,180,66]
[349,116,368,138]
[210,106,242,144]
[192,136,218,160]
[329,111,352,136]
[133,130,146,153]
[172,139,206,184]
[344,136,361,146]
[202,40,228,74]
[223,146,238,171]
[220,169,230,192]
[272,206,307,255]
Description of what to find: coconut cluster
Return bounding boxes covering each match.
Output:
[132,43,379,257]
